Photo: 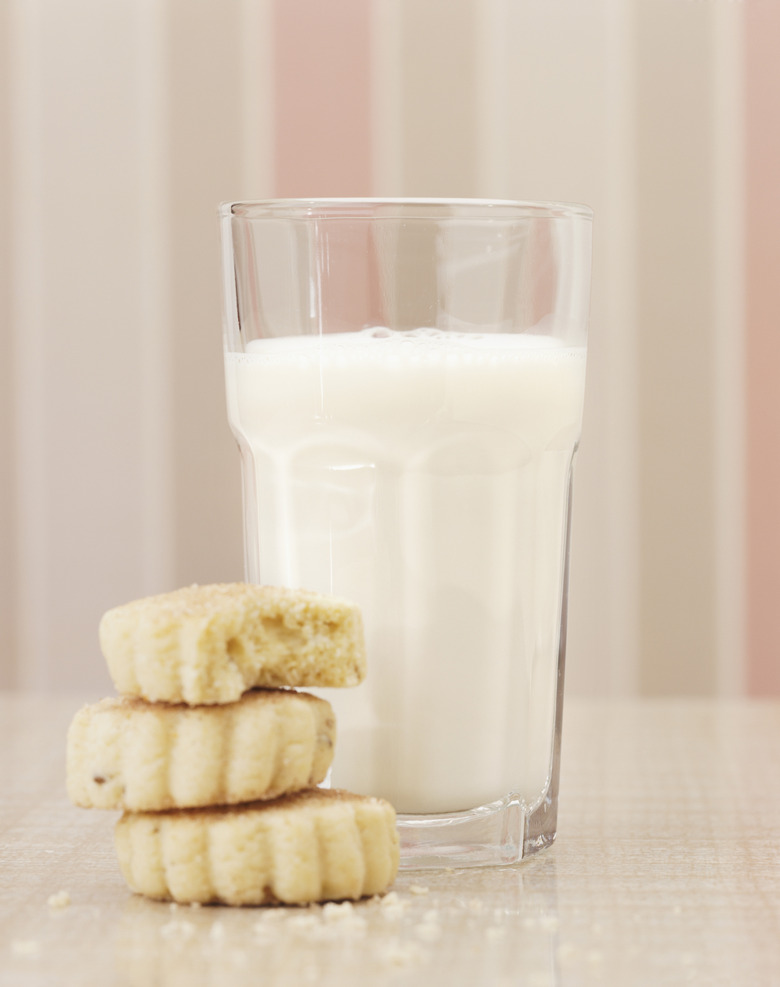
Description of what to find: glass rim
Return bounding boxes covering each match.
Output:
[220,197,593,222]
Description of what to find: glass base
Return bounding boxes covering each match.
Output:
[397,786,558,870]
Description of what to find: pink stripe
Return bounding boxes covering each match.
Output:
[745,2,780,695]
[273,0,372,197]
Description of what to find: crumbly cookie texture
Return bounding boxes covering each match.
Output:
[99,583,366,704]
[115,789,399,906]
[66,689,335,812]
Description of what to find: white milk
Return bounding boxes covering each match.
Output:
[225,328,586,814]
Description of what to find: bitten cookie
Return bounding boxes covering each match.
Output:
[115,789,399,906]
[100,583,366,704]
[67,689,335,812]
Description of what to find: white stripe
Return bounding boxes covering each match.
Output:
[712,3,746,696]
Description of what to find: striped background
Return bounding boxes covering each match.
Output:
[0,0,777,697]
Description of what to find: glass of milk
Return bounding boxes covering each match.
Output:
[220,199,592,868]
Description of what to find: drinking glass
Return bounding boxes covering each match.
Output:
[220,199,592,868]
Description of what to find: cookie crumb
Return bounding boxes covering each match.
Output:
[253,923,276,942]
[322,901,354,922]
[160,919,196,940]
[408,884,429,896]
[289,913,318,930]
[379,890,410,918]
[415,922,441,942]
[258,908,286,923]
[47,891,71,910]
[320,901,367,935]
[381,903,405,921]
[380,939,424,966]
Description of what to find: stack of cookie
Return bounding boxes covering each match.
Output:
[67,583,399,906]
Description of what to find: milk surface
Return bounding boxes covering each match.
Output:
[225,328,586,814]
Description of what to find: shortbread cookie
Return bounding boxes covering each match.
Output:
[100,583,366,704]
[115,789,399,906]
[67,689,335,812]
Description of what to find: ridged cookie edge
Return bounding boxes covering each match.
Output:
[67,690,336,811]
[114,790,399,906]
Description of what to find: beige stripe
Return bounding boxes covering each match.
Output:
[745,0,780,696]
[137,0,175,598]
[390,0,480,360]
[636,3,717,695]
[240,0,274,197]
[9,0,48,689]
[0,0,16,686]
[398,0,479,196]
[371,0,403,194]
[474,0,509,196]
[166,0,246,587]
[589,0,641,696]
[712,3,745,696]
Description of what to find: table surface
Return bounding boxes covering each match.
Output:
[1,694,778,987]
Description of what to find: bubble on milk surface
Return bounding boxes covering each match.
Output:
[240,325,572,363]
[364,326,485,345]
